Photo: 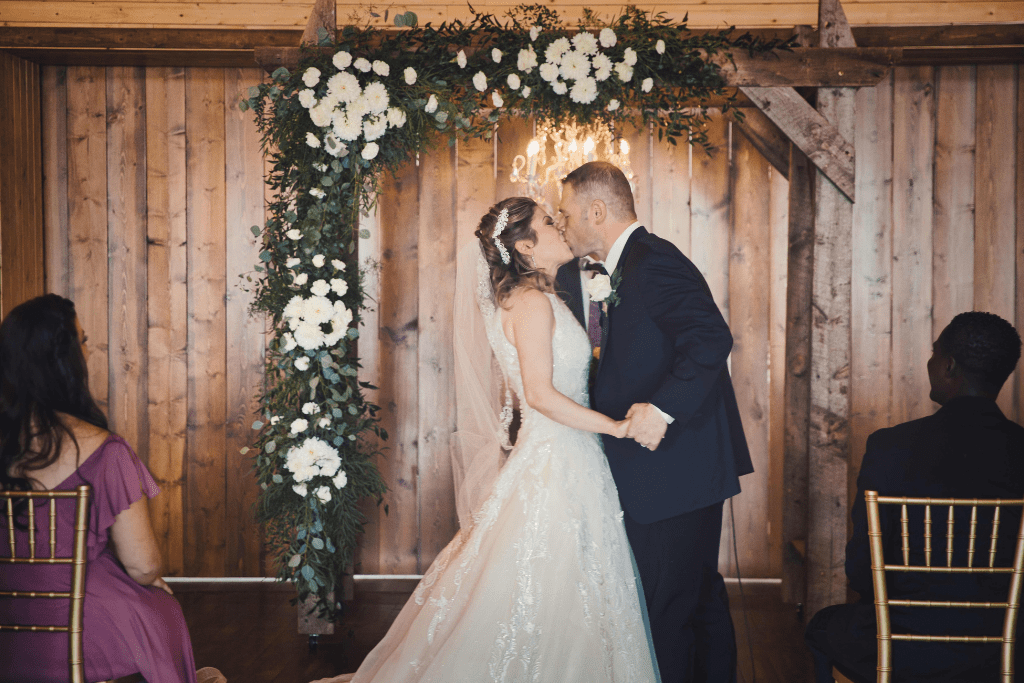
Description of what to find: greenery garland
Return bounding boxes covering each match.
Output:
[242,3,789,620]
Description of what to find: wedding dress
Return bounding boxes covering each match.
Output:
[339,248,658,683]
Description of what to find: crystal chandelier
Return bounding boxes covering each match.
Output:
[510,119,637,214]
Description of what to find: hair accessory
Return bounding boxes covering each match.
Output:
[492,208,511,265]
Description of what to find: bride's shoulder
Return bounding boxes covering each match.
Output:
[504,287,554,315]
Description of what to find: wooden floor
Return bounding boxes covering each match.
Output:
[177,580,812,683]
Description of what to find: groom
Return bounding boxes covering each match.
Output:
[557,162,753,683]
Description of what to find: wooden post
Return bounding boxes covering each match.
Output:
[300,0,335,46]
[805,0,857,620]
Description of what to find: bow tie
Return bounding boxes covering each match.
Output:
[580,260,607,275]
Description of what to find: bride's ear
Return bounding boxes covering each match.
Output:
[514,239,535,258]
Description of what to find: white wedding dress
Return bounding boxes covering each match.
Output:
[345,292,659,683]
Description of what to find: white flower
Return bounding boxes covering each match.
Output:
[313,163,327,172]
[323,133,347,157]
[560,50,591,81]
[404,66,417,85]
[293,272,308,286]
[387,107,407,128]
[472,71,487,92]
[363,115,388,142]
[642,77,654,93]
[529,26,540,42]
[332,50,352,69]
[333,471,348,489]
[491,48,502,63]
[370,60,388,77]
[331,111,361,142]
[293,483,308,497]
[282,333,297,351]
[570,76,598,104]
[607,98,620,112]
[270,415,282,425]
[309,101,333,128]
[656,39,666,54]
[294,356,310,371]
[592,53,612,81]
[572,32,599,55]
[457,50,467,69]
[545,37,571,65]
[286,229,302,240]
[302,67,321,87]
[326,71,360,104]
[302,295,334,325]
[302,402,319,415]
[294,321,325,349]
[310,279,331,297]
[614,62,634,83]
[507,73,521,90]
[290,418,309,435]
[539,62,560,83]
[298,89,316,108]
[491,91,503,108]
[585,273,613,301]
[326,303,354,346]
[552,81,568,95]
[424,94,438,113]
[362,142,379,160]
[362,82,389,114]
[286,257,301,268]
[309,187,326,199]
[599,28,617,48]
[312,254,325,267]
[521,86,531,98]
[330,278,349,296]
[315,486,332,503]
[332,259,347,271]
[354,57,371,72]
[318,416,330,428]
[623,47,638,67]
[306,132,321,148]
[517,48,538,73]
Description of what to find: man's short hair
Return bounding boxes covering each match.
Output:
[561,161,636,221]
[938,311,1022,392]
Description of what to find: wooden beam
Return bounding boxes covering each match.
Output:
[301,0,336,46]
[739,85,855,201]
[734,107,790,178]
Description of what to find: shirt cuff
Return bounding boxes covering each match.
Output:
[653,405,675,425]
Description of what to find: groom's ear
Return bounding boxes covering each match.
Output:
[590,198,608,225]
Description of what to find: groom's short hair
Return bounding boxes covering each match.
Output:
[562,161,637,221]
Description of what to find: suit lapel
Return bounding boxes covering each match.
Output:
[554,261,585,329]
[596,227,647,381]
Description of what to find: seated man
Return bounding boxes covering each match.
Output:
[806,311,1024,683]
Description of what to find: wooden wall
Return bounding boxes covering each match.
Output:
[42,65,267,576]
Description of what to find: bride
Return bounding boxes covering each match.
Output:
[317,197,660,683]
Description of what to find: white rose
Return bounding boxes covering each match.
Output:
[315,486,332,503]
[585,273,613,302]
[572,32,598,55]
[491,91,503,108]
[294,356,310,371]
[332,259,347,271]
[290,418,309,435]
[607,98,620,112]
[324,133,347,158]
[615,62,634,83]
[624,47,638,67]
[318,416,330,429]
[302,67,321,87]
[309,102,332,128]
[309,187,326,199]
[362,142,379,160]
[517,48,538,73]
[270,415,282,425]
[306,132,321,148]
[457,50,467,68]
[404,66,417,85]
[592,53,612,81]
[294,322,324,349]
[656,39,666,54]
[354,57,371,72]
[521,86,531,98]
[552,81,568,95]
[286,229,302,240]
[298,89,316,108]
[472,71,487,92]
[491,48,502,63]
[286,257,301,268]
[310,279,331,297]
[362,115,388,142]
[507,73,521,90]
[387,107,407,128]
[372,60,390,77]
[424,94,438,113]
[302,402,319,415]
[599,28,617,48]
[642,77,653,93]
[312,254,325,267]
[529,26,540,42]
[330,278,349,296]
[282,333,297,351]
[539,62,559,83]
[293,483,308,497]
[293,272,308,286]
[333,50,352,69]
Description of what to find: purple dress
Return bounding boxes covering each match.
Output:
[0,435,198,683]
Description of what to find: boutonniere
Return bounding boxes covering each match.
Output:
[585,269,622,311]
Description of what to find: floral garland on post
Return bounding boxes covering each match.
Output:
[242,3,789,620]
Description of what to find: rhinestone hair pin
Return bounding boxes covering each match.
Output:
[492,208,511,265]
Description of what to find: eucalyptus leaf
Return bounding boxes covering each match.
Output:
[301,565,314,580]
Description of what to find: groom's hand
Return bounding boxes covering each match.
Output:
[625,403,668,450]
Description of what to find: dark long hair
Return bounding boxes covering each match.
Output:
[475,197,554,307]
[0,294,107,492]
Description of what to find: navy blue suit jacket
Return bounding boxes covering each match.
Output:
[563,227,752,524]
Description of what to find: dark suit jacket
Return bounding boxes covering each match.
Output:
[560,228,752,524]
[836,396,1024,682]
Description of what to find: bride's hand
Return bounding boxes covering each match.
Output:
[612,416,632,439]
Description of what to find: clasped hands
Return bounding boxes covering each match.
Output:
[614,403,668,451]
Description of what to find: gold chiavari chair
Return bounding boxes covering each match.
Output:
[0,484,91,683]
[863,490,1024,683]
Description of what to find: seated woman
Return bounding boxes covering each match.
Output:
[0,294,204,683]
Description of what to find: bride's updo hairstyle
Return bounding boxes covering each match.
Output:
[475,197,554,308]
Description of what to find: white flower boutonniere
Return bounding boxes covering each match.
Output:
[585,269,622,310]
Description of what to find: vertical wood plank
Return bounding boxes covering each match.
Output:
[224,67,267,576]
[624,123,652,228]
[851,73,894,525]
[377,161,420,574]
[42,66,70,297]
[933,66,976,334]
[456,133,495,251]
[495,117,533,207]
[66,66,109,413]
[106,66,149,458]
[650,134,691,256]
[185,67,228,577]
[418,139,459,571]
[891,66,936,426]
[726,131,772,577]
[767,165,788,579]
[146,66,188,577]
[975,64,1018,414]
[690,114,731,319]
